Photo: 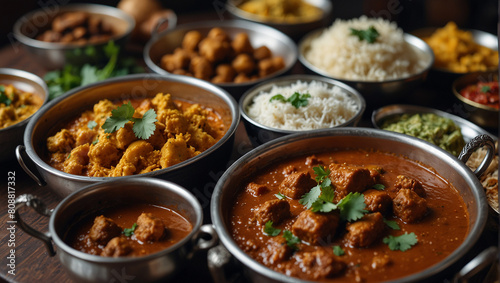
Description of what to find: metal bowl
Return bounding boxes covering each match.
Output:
[17,74,239,197]
[14,177,217,283]
[298,29,434,104]
[211,128,493,282]
[13,3,135,70]
[452,71,499,130]
[144,20,297,99]
[225,0,332,41]
[0,68,48,162]
[240,74,365,146]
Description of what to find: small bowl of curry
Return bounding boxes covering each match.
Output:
[14,177,217,282]
[0,68,48,161]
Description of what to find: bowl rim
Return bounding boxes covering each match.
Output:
[0,67,49,132]
[239,74,366,134]
[13,3,135,50]
[143,19,298,88]
[49,177,203,263]
[211,127,488,283]
[22,73,240,183]
[298,28,435,84]
[451,71,500,112]
[225,0,332,26]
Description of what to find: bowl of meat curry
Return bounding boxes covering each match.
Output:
[14,177,217,282]
[17,73,239,197]
[210,127,494,282]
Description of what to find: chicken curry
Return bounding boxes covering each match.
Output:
[0,84,44,129]
[231,149,469,282]
[45,93,225,177]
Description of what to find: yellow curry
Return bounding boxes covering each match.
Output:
[0,84,44,129]
[238,0,322,23]
[46,93,225,177]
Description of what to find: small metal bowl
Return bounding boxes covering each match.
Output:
[13,3,135,70]
[225,0,332,41]
[240,74,365,146]
[298,29,434,104]
[144,20,297,99]
[452,71,499,130]
[0,68,48,162]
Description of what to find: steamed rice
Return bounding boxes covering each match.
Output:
[305,16,430,81]
[246,80,359,130]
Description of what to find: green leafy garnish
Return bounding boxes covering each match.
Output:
[372,184,385,190]
[92,139,99,145]
[263,221,281,237]
[383,219,400,230]
[333,245,345,256]
[269,92,311,109]
[311,186,337,213]
[350,26,380,43]
[383,232,418,251]
[313,165,330,183]
[299,185,321,209]
[283,230,300,250]
[122,223,137,237]
[102,102,157,139]
[481,85,491,93]
[337,192,368,222]
[0,85,11,106]
[275,192,287,200]
[87,120,97,130]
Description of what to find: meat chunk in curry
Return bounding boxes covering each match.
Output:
[292,210,340,245]
[363,189,393,214]
[287,249,346,280]
[345,212,385,248]
[393,189,428,223]
[101,237,133,257]
[394,175,426,198]
[279,171,317,199]
[328,163,374,201]
[135,213,165,242]
[254,199,291,225]
[89,215,122,244]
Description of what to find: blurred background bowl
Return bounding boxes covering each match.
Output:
[144,20,297,99]
[298,30,434,107]
[13,3,135,70]
[225,0,332,41]
[0,68,48,162]
[452,70,499,130]
[240,74,365,146]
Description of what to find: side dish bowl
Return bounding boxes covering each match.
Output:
[16,73,239,197]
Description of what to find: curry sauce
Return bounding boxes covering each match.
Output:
[0,84,43,129]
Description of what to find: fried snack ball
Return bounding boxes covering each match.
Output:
[254,45,272,60]
[182,30,203,51]
[212,64,236,83]
[231,32,254,54]
[207,27,230,42]
[199,37,230,62]
[161,48,191,72]
[190,56,213,80]
[258,56,285,77]
[232,54,255,74]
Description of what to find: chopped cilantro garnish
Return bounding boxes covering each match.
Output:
[383,232,417,251]
[283,230,300,250]
[481,85,491,93]
[263,221,281,237]
[350,26,380,43]
[299,184,321,209]
[337,192,367,222]
[383,219,400,230]
[313,165,330,183]
[87,120,97,130]
[102,102,157,139]
[122,223,137,237]
[269,92,311,109]
[92,139,99,145]
[333,245,345,256]
[372,184,385,190]
[0,86,11,106]
[275,192,287,200]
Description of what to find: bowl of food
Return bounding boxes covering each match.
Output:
[210,127,494,282]
[14,177,217,283]
[225,0,332,41]
[298,16,434,105]
[13,3,135,70]
[144,20,297,98]
[240,74,365,145]
[16,73,239,197]
[0,68,48,161]
[452,71,499,129]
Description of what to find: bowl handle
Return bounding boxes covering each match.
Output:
[14,194,55,256]
[190,224,219,255]
[207,244,245,283]
[16,145,45,187]
[458,134,496,178]
[453,246,498,283]
[151,10,178,39]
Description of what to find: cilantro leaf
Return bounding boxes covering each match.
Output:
[350,26,380,43]
[481,85,492,93]
[337,192,368,222]
[87,120,97,130]
[313,165,330,183]
[299,185,321,209]
[102,102,135,133]
[383,233,418,251]
[287,92,311,108]
[283,230,300,250]
[263,221,281,237]
[311,200,337,213]
[383,219,400,230]
[270,94,286,103]
[372,184,385,190]
[333,245,345,256]
[92,139,99,145]
[0,93,11,106]
[132,109,157,139]
[275,192,287,200]
[318,185,335,203]
[122,223,137,237]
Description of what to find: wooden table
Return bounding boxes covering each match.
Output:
[0,8,498,283]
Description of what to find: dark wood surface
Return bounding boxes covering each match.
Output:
[0,7,498,283]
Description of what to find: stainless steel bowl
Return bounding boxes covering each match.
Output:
[225,0,332,41]
[0,68,48,162]
[452,71,499,130]
[13,3,135,70]
[17,74,239,197]
[298,30,434,103]
[211,128,493,282]
[14,177,217,283]
[240,74,365,146]
[144,20,297,98]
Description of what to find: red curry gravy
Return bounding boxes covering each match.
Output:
[66,203,192,257]
[231,149,469,282]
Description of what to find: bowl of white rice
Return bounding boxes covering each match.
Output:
[298,16,434,103]
[240,74,365,145]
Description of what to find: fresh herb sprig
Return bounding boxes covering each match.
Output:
[122,223,137,237]
[0,85,11,106]
[263,221,281,237]
[283,230,300,250]
[383,232,418,251]
[102,102,157,139]
[350,26,380,43]
[270,92,311,109]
